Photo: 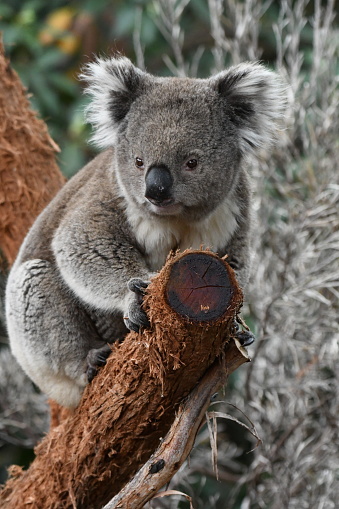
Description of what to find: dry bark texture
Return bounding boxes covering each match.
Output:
[0,250,245,509]
[104,341,249,509]
[0,40,65,266]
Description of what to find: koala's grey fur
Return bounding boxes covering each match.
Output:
[5,57,286,407]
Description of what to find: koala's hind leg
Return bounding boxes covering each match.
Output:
[6,259,109,407]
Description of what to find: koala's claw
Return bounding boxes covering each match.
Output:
[235,330,255,347]
[124,304,150,332]
[128,278,149,297]
[86,344,112,382]
[124,278,150,332]
[124,317,142,333]
[232,320,255,347]
[87,367,97,383]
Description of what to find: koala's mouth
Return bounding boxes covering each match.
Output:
[147,198,182,216]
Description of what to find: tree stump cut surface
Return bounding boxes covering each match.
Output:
[166,252,234,321]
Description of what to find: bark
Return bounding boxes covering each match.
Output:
[0,39,65,267]
[103,341,249,509]
[0,250,249,509]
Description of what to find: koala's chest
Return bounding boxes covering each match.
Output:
[139,222,206,271]
[131,203,239,272]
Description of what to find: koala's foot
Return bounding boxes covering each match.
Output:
[232,320,255,347]
[124,278,150,332]
[86,344,112,382]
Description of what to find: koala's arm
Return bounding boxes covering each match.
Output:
[52,196,152,324]
[221,173,252,289]
[223,220,251,289]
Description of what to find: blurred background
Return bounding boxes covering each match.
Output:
[0,0,324,178]
[0,1,338,508]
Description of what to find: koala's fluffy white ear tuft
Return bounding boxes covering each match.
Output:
[80,56,148,148]
[212,62,288,155]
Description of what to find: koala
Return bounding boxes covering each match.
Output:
[5,56,286,407]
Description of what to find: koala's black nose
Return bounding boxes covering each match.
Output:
[145,165,173,205]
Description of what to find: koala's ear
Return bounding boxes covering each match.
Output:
[80,56,149,148]
[211,62,287,155]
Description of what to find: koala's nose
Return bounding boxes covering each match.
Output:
[145,165,173,205]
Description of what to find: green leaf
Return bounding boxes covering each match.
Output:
[47,72,78,96]
[36,48,67,69]
[0,4,14,18]
[29,72,60,116]
[113,5,135,36]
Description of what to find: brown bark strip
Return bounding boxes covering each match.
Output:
[103,340,249,509]
[0,249,246,509]
[0,39,65,267]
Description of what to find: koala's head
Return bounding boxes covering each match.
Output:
[81,56,286,221]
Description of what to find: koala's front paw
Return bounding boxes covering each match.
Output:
[232,320,255,347]
[86,344,112,382]
[124,278,150,333]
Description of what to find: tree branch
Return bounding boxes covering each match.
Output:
[103,340,248,509]
[0,250,249,509]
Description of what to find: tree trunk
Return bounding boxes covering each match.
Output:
[0,250,249,509]
[0,39,65,267]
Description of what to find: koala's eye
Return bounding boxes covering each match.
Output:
[186,159,198,170]
[135,157,144,170]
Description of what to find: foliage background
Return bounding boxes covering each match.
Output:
[0,0,319,177]
[0,1,338,508]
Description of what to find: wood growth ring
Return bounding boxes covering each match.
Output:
[165,253,233,322]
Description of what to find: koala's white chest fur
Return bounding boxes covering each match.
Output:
[127,199,240,271]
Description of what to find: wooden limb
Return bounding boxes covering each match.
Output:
[103,340,249,509]
[0,39,65,266]
[0,250,248,509]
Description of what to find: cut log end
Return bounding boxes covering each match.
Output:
[165,252,236,322]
